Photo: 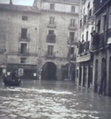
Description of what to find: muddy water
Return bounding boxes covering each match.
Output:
[0,80,111,119]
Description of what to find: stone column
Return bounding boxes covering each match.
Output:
[56,65,62,80]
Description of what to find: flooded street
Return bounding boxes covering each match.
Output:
[0,80,111,119]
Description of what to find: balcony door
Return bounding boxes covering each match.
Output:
[20,43,27,54]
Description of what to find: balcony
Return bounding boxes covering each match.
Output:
[91,31,106,51]
[19,34,30,42]
[67,54,76,61]
[76,53,91,63]
[18,52,29,56]
[67,37,76,45]
[68,25,77,30]
[45,53,55,59]
[46,34,56,43]
[8,51,37,57]
[47,23,56,28]
[88,15,94,24]
[77,41,89,55]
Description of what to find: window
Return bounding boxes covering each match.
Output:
[83,15,87,24]
[20,43,27,54]
[20,58,26,63]
[82,34,84,41]
[80,19,82,28]
[88,9,92,17]
[49,17,55,24]
[48,45,54,56]
[70,47,74,54]
[71,6,75,12]
[49,30,54,34]
[22,16,28,21]
[86,31,88,41]
[70,19,75,27]
[47,30,56,43]
[70,32,75,41]
[87,2,90,9]
[68,47,74,57]
[103,14,107,31]
[50,3,55,10]
[109,13,111,29]
[97,20,101,33]
[21,28,27,39]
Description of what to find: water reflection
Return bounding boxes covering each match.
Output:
[0,80,111,119]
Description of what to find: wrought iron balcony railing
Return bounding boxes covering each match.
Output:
[68,25,77,30]
[19,34,30,42]
[46,34,56,43]
[67,54,76,61]
[47,23,56,28]
[19,52,29,56]
[45,53,55,59]
[67,37,76,45]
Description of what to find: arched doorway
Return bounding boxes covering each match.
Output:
[99,58,106,95]
[41,62,57,80]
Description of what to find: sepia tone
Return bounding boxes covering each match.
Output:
[0,0,111,119]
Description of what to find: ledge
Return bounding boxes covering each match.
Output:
[76,53,91,63]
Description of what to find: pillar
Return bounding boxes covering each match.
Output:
[56,65,62,80]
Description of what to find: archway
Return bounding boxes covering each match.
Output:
[41,62,57,80]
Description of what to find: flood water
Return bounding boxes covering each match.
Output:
[0,80,111,119]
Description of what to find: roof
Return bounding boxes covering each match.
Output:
[0,4,40,13]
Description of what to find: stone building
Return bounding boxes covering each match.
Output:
[0,0,79,80]
[76,0,95,88]
[92,0,111,96]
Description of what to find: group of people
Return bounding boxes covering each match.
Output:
[77,40,89,55]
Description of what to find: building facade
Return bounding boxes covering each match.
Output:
[92,0,111,96]
[0,0,79,80]
[76,0,95,88]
